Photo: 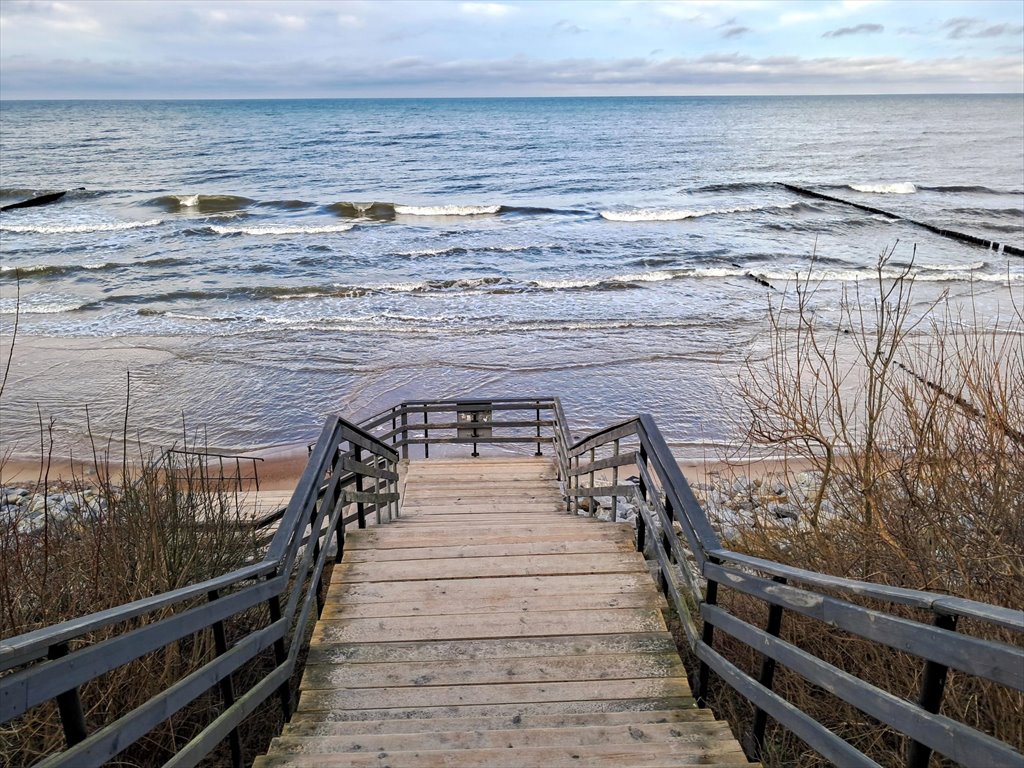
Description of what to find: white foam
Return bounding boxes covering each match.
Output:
[0,299,85,314]
[394,204,501,216]
[210,223,355,235]
[0,219,163,234]
[599,203,793,222]
[849,183,917,194]
[178,194,200,206]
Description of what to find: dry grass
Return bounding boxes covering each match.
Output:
[0,439,307,767]
[699,248,1024,767]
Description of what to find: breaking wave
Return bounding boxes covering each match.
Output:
[148,194,255,212]
[848,183,917,194]
[599,202,800,222]
[208,223,355,235]
[0,219,163,234]
[395,204,501,216]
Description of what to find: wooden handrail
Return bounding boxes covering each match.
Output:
[1,414,400,767]
[564,412,1024,767]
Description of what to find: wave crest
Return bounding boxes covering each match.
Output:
[0,219,163,234]
[148,194,255,212]
[209,223,355,235]
[395,204,501,216]
[848,182,917,194]
[599,202,797,222]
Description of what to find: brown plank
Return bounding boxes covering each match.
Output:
[344,528,628,549]
[254,743,748,768]
[269,722,735,753]
[297,678,691,711]
[301,652,686,689]
[282,709,714,737]
[312,607,668,643]
[325,574,662,603]
[341,540,633,562]
[332,552,649,582]
[322,590,665,619]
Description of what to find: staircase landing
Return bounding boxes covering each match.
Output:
[254,457,751,767]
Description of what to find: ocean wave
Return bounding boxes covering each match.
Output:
[257,199,317,210]
[393,243,554,258]
[148,194,255,212]
[0,297,91,314]
[208,223,355,235]
[848,182,917,194]
[395,204,501,216]
[0,219,163,234]
[0,256,190,278]
[599,202,798,222]
[918,184,1017,195]
[327,201,398,220]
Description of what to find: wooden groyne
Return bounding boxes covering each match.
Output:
[782,183,1024,257]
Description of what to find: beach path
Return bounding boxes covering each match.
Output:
[253,457,752,767]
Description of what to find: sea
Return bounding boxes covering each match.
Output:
[1,95,1022,456]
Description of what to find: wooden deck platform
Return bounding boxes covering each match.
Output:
[254,457,751,767]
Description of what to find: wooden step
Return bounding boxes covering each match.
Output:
[301,651,686,689]
[282,709,713,736]
[267,721,737,753]
[255,456,755,768]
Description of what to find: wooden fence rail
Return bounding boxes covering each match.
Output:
[3,396,1021,767]
[1,417,399,768]
[560,413,1024,768]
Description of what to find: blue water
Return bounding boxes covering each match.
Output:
[1,96,1022,453]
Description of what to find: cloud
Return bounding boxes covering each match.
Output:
[4,51,1020,98]
[822,23,883,38]
[944,17,1024,40]
[721,25,750,39]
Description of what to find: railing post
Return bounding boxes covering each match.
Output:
[334,473,346,563]
[266,583,292,718]
[571,454,579,514]
[208,590,243,768]
[309,494,324,615]
[48,643,88,748]
[747,576,787,758]
[400,410,409,460]
[907,613,958,768]
[535,406,543,456]
[611,439,619,522]
[354,445,366,529]
[373,457,383,526]
[588,447,596,516]
[696,562,720,707]
[423,410,430,459]
[636,446,648,553]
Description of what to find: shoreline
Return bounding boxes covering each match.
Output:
[1,444,814,493]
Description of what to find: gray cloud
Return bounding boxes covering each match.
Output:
[721,26,750,39]
[3,51,1020,98]
[944,17,1024,40]
[823,23,884,39]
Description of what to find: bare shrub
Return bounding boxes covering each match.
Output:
[708,246,1024,766]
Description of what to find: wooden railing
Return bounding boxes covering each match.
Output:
[4,396,1021,768]
[563,414,1024,768]
[0,416,399,768]
[360,397,565,460]
[162,448,265,492]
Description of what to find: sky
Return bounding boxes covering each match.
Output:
[0,0,1022,99]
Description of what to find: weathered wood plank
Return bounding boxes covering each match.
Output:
[301,652,686,689]
[341,540,633,561]
[286,697,701,723]
[307,633,679,665]
[297,678,692,711]
[312,607,668,643]
[322,590,665,619]
[254,742,748,768]
[332,552,650,582]
[269,722,735,753]
[325,574,663,603]
[345,528,626,549]
[282,709,714,737]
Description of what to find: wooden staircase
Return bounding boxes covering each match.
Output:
[254,457,752,767]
